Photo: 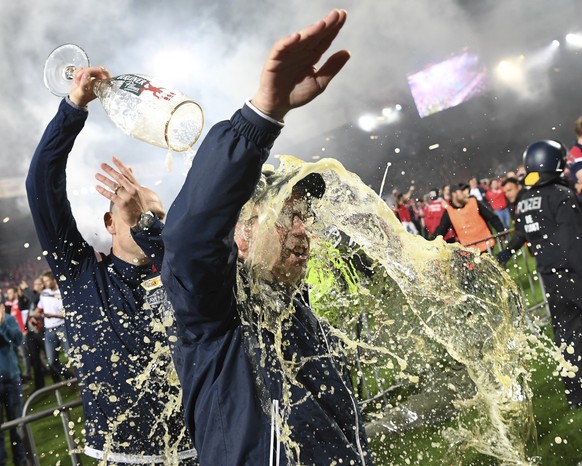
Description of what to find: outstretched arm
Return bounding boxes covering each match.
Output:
[477,200,505,233]
[162,10,350,331]
[26,66,111,280]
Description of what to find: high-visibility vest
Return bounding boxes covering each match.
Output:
[446,197,494,252]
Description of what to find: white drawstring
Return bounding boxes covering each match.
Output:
[269,399,281,466]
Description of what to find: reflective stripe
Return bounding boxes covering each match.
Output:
[84,446,197,464]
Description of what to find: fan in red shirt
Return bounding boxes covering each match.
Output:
[485,178,510,229]
[392,187,419,235]
[424,188,456,242]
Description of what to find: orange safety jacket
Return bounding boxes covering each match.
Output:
[446,197,494,252]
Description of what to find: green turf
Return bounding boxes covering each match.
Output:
[366,326,582,465]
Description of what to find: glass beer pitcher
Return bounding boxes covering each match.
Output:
[44,43,204,153]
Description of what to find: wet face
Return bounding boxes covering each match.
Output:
[503,182,521,204]
[237,194,313,288]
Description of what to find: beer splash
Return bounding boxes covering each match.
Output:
[237,155,538,465]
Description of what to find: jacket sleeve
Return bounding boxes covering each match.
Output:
[496,224,527,265]
[131,216,164,271]
[161,105,281,336]
[432,209,452,239]
[477,200,505,233]
[26,99,95,282]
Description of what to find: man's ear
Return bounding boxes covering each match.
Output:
[234,222,249,260]
[104,212,115,235]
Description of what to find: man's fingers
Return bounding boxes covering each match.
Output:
[297,9,343,46]
[112,156,139,185]
[314,50,351,90]
[95,172,116,190]
[95,184,115,201]
[311,10,348,57]
[100,162,134,193]
[269,9,345,61]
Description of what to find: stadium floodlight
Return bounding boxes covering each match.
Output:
[358,115,377,132]
[566,33,582,48]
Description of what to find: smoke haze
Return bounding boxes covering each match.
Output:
[1,0,581,266]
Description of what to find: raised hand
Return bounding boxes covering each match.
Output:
[69,66,111,108]
[96,156,153,227]
[251,9,350,121]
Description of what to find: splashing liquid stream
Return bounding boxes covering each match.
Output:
[234,155,577,465]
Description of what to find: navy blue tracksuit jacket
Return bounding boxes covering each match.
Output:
[162,104,372,466]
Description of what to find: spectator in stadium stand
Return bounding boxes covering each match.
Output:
[567,116,582,169]
[485,178,511,229]
[414,197,426,237]
[501,177,524,222]
[432,182,505,253]
[441,184,451,203]
[424,188,447,237]
[468,176,487,203]
[35,271,73,383]
[571,163,582,205]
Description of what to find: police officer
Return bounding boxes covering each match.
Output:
[502,139,582,408]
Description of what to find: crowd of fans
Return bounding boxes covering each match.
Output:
[390,164,568,247]
[0,263,71,463]
[1,263,69,388]
[389,118,582,249]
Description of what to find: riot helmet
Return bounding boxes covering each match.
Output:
[522,140,567,186]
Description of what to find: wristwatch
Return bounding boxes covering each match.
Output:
[131,211,156,233]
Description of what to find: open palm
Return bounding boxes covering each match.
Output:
[252,9,350,121]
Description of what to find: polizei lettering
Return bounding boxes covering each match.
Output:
[516,196,542,214]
